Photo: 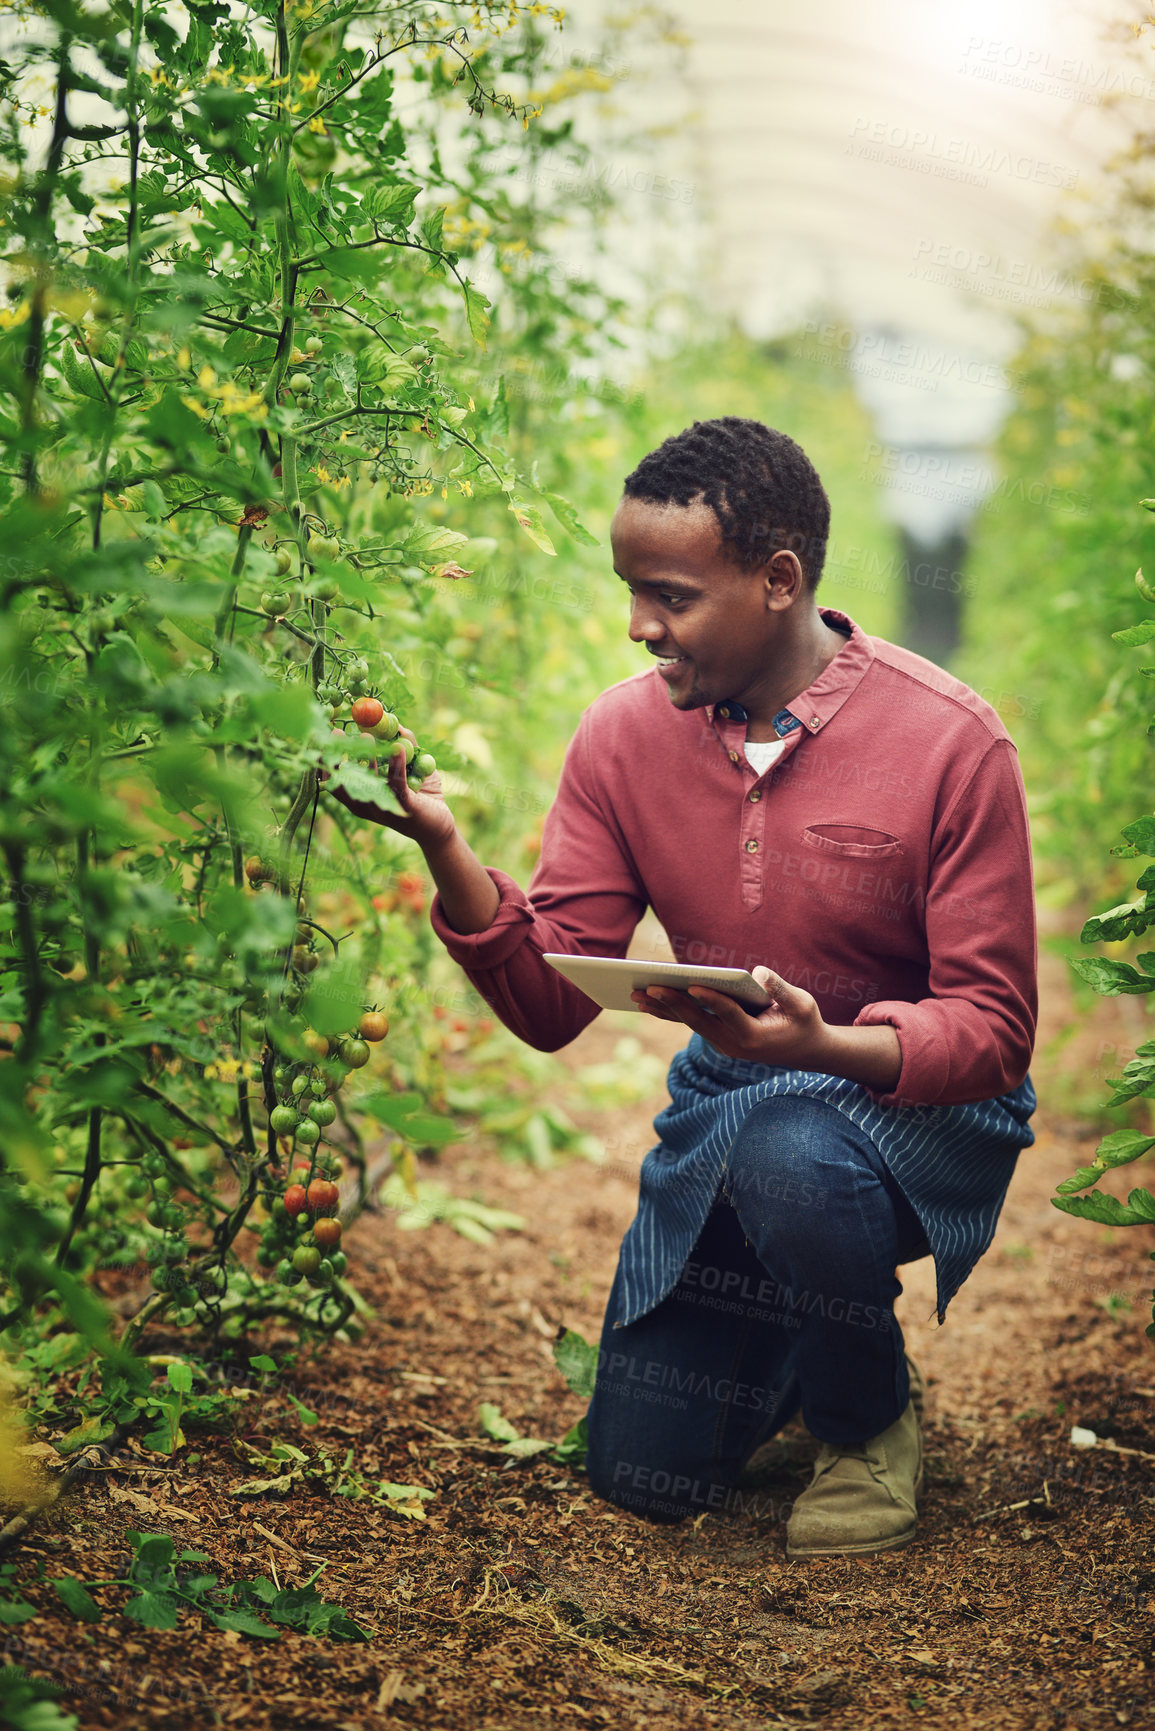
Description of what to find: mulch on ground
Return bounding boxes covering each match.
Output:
[3,930,1154,1730]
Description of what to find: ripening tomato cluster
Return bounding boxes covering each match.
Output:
[257,1009,388,1289]
[325,692,438,785]
[261,1158,349,1288]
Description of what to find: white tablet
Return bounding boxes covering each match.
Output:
[542,953,773,1015]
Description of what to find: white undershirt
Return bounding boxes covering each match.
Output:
[742,737,789,777]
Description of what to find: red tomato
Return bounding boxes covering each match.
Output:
[313,1217,342,1250]
[351,697,384,730]
[284,1184,307,1217]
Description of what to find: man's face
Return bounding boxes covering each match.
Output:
[610,495,800,712]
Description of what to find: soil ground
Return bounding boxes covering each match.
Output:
[3,917,1155,1731]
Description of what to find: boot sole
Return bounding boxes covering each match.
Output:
[786,1521,917,1559]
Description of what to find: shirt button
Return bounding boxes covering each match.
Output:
[717,704,731,720]
[748,789,762,802]
[728,750,740,764]
[809,717,820,730]
[745,838,759,853]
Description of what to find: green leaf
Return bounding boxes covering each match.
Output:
[1111,619,1155,646]
[541,489,599,547]
[51,1578,102,1623]
[361,1091,459,1147]
[285,1392,319,1426]
[249,1355,277,1376]
[478,1401,520,1443]
[508,500,555,556]
[363,181,418,226]
[1120,816,1155,854]
[421,205,445,255]
[1093,1128,1155,1167]
[552,1414,589,1466]
[1071,957,1155,996]
[552,1327,598,1399]
[1052,1189,1155,1226]
[300,953,367,1037]
[166,1361,193,1396]
[56,1416,116,1455]
[208,1606,281,1638]
[461,278,491,349]
[123,1590,181,1630]
[0,1597,39,1624]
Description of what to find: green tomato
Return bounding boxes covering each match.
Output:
[274,550,293,576]
[270,1105,299,1135]
[391,737,416,768]
[339,1037,370,1069]
[293,1245,322,1276]
[274,1065,287,1086]
[313,577,339,602]
[412,751,437,780]
[289,372,312,395]
[291,1075,309,1096]
[147,1201,167,1229]
[310,1079,329,1100]
[346,656,370,683]
[262,590,292,615]
[311,535,340,561]
[305,335,324,355]
[316,1258,334,1284]
[295,1118,321,1147]
[276,1258,300,1286]
[371,711,400,741]
[308,1099,336,1127]
[330,1250,348,1277]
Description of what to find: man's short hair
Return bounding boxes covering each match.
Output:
[621,417,831,587]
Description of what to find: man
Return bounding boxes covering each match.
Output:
[329,416,1037,1558]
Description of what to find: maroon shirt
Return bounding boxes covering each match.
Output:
[429,608,1037,1107]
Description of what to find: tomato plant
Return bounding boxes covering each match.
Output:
[0,0,673,1422]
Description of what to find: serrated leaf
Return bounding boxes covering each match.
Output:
[51,1578,102,1623]
[1052,1189,1153,1226]
[552,1327,598,1399]
[1092,1129,1155,1168]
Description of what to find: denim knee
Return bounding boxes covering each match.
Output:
[723,1095,861,1222]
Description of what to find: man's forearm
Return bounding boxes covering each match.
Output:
[811,1022,902,1093]
[421,827,502,935]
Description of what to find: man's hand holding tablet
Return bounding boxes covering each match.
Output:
[543,953,829,1070]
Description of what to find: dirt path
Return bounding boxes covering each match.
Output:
[4,921,1155,1730]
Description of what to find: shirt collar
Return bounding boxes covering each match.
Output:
[707,609,874,737]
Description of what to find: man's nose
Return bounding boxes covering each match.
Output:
[627,596,663,643]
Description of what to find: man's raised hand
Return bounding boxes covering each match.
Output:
[322,724,457,851]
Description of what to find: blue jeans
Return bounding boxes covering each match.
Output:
[586,1095,932,1523]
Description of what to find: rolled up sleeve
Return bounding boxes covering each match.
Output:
[854,738,1037,1106]
[428,708,647,1051]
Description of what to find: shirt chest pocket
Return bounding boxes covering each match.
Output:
[800,823,904,860]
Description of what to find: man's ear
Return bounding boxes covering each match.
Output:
[764,548,805,609]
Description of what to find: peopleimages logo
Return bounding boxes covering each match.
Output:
[846,118,1079,189]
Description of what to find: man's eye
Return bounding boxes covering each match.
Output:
[660,594,684,607]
